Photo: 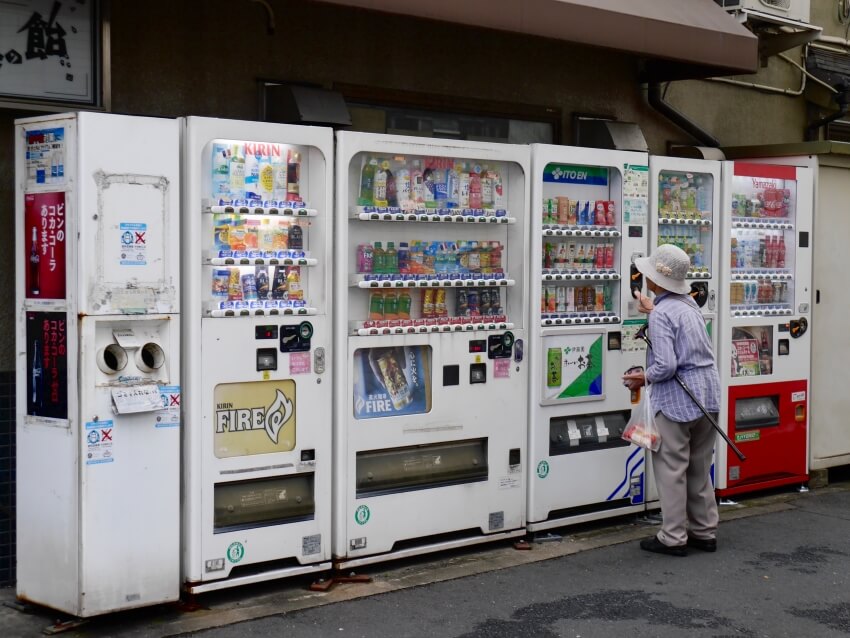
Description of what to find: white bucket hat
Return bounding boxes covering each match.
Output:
[634,244,691,295]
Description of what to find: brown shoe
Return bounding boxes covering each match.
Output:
[640,536,687,556]
[687,535,717,552]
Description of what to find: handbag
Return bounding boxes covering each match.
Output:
[622,384,661,452]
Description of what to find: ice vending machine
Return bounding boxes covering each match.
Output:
[182,118,333,592]
[646,156,722,503]
[526,145,650,531]
[334,132,529,568]
[716,162,813,496]
[15,113,181,616]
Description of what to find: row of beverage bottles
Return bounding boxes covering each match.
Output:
[729,280,790,306]
[214,215,304,252]
[542,198,617,227]
[212,265,303,302]
[211,142,303,204]
[657,229,709,271]
[542,284,613,314]
[730,230,787,270]
[357,240,504,276]
[543,241,615,271]
[731,188,792,218]
[657,172,712,219]
[357,156,506,210]
[367,287,504,321]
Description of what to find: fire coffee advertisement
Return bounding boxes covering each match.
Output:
[353,346,432,419]
[214,380,296,458]
[26,311,68,421]
[542,333,604,404]
[24,192,66,300]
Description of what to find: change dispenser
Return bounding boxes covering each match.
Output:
[181,117,333,592]
[15,112,181,616]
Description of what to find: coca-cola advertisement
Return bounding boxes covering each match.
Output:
[26,311,68,421]
[24,192,66,300]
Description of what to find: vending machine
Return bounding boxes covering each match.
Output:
[15,113,181,616]
[334,132,529,568]
[646,156,722,503]
[716,161,813,496]
[182,117,333,592]
[527,145,650,533]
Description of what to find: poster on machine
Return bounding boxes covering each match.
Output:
[26,311,68,422]
[214,380,296,458]
[541,333,604,404]
[731,325,773,378]
[24,192,66,300]
[353,346,432,419]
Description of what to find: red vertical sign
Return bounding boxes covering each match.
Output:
[24,192,66,300]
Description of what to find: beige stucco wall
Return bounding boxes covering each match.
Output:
[0,0,839,370]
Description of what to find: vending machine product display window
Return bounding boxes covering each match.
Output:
[334,132,529,569]
[182,117,334,593]
[656,169,714,279]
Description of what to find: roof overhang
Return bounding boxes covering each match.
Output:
[314,0,759,81]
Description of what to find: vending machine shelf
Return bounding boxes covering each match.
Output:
[351,206,515,224]
[206,254,318,267]
[731,270,793,281]
[542,226,621,238]
[206,204,317,217]
[688,270,711,279]
[541,313,621,326]
[351,319,512,336]
[351,275,514,288]
[542,270,620,281]
[731,218,793,230]
[207,303,318,318]
[658,217,712,226]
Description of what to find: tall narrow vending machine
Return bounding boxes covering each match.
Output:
[646,156,722,503]
[526,145,650,532]
[15,113,181,615]
[334,132,529,568]
[182,118,333,592]
[716,162,813,496]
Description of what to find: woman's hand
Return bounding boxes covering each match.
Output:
[622,370,646,391]
[633,290,654,314]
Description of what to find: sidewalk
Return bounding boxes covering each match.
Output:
[2,479,849,637]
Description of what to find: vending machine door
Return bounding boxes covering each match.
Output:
[721,380,808,496]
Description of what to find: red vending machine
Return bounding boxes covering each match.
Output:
[716,162,813,496]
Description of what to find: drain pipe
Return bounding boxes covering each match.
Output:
[646,82,719,148]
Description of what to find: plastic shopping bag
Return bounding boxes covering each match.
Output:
[622,385,661,452]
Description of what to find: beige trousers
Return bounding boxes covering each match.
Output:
[652,412,719,547]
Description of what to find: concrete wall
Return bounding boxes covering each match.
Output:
[0,0,835,370]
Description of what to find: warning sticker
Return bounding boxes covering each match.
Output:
[494,359,511,379]
[289,352,312,375]
[119,222,148,266]
[155,385,181,428]
[86,420,114,465]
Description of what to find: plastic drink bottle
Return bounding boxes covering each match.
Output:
[373,241,386,274]
[359,158,377,206]
[385,242,398,274]
[386,169,398,207]
[286,151,301,201]
[229,145,245,199]
[373,162,388,207]
[411,160,425,207]
[469,170,482,209]
[286,267,303,301]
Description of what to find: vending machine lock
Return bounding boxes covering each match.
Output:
[314,347,326,374]
[280,322,313,353]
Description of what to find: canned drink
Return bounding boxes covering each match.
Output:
[576,286,585,312]
[490,288,502,315]
[423,288,435,317]
[467,288,480,315]
[241,273,259,301]
[435,288,447,317]
[568,201,578,226]
[605,201,616,226]
[479,288,491,315]
[586,287,595,311]
[605,242,615,270]
[595,201,607,225]
[547,348,562,388]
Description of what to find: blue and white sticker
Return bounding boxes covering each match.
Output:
[85,420,114,465]
[156,385,181,428]
[119,222,148,266]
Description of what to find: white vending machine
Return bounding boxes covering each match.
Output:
[15,113,181,616]
[715,161,813,497]
[182,117,333,592]
[334,132,529,568]
[527,145,650,532]
[646,156,722,503]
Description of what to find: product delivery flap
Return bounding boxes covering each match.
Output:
[111,384,163,414]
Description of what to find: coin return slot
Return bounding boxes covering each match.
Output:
[470,363,487,384]
[256,348,277,371]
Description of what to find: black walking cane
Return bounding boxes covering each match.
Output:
[634,323,747,462]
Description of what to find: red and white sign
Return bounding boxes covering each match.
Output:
[24,192,66,300]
